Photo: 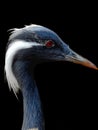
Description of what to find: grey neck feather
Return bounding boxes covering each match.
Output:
[13,61,45,130]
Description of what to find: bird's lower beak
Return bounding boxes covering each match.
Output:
[65,49,98,70]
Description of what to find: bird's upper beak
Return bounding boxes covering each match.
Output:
[64,48,98,70]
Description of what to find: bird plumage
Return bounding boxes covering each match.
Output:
[5,24,70,94]
[4,24,97,130]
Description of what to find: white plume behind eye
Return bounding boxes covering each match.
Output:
[4,40,40,94]
[5,24,55,95]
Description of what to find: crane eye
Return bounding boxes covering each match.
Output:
[45,40,55,48]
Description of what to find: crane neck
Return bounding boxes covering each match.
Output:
[13,61,45,130]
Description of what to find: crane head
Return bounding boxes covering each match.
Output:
[7,24,97,70]
[5,24,98,94]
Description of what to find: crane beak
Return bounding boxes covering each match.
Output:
[65,49,98,70]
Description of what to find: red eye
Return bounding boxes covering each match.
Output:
[45,40,54,48]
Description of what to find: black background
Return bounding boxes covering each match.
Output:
[0,2,98,130]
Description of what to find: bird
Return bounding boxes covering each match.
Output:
[4,24,98,130]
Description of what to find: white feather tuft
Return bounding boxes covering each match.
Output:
[5,24,44,95]
[5,40,33,94]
